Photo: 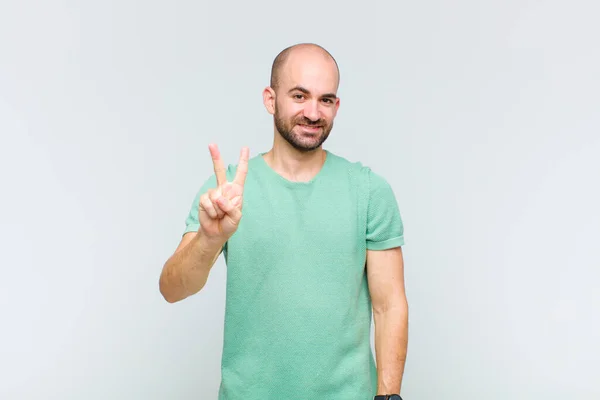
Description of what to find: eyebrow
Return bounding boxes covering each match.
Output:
[288,86,337,99]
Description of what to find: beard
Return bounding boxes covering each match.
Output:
[274,103,333,152]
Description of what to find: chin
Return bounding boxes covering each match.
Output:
[299,138,328,152]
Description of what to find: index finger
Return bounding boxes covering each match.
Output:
[233,146,250,186]
[208,143,227,186]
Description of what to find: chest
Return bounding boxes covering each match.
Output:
[233,179,363,256]
[221,172,370,311]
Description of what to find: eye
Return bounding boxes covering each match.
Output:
[293,94,304,100]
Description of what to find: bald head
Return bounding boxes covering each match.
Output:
[269,43,340,92]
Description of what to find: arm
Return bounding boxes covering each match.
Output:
[367,246,409,395]
[159,230,225,303]
[159,144,249,304]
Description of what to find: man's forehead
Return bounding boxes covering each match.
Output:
[280,57,339,94]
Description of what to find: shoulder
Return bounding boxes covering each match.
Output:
[326,150,368,173]
[326,150,391,189]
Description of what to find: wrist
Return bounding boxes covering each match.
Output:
[196,229,227,252]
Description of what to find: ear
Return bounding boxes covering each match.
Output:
[334,97,341,115]
[263,87,276,115]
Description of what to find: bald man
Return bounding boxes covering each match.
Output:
[159,43,408,400]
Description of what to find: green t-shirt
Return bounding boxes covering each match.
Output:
[183,149,405,399]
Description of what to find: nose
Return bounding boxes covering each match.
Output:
[303,100,320,122]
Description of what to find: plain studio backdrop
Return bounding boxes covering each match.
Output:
[1,0,598,399]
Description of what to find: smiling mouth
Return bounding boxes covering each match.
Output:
[298,124,322,130]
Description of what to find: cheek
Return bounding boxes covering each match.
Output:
[276,103,296,118]
[321,108,336,122]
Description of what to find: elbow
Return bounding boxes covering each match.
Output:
[159,273,185,304]
[373,294,408,316]
[160,285,184,304]
[161,291,181,304]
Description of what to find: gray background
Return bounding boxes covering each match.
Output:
[1,0,599,399]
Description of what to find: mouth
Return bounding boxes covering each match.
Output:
[297,124,323,133]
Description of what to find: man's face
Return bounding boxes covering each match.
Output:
[270,54,340,152]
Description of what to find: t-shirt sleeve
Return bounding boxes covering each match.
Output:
[182,174,218,236]
[366,169,405,250]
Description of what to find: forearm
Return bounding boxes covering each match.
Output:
[373,298,409,394]
[159,231,224,303]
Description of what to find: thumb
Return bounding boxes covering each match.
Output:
[216,196,242,224]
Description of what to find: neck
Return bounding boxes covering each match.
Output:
[263,135,327,182]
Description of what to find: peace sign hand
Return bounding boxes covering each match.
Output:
[198,144,249,241]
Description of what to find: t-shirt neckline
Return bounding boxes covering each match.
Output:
[257,149,332,188]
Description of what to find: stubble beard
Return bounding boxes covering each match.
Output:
[273,103,333,153]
